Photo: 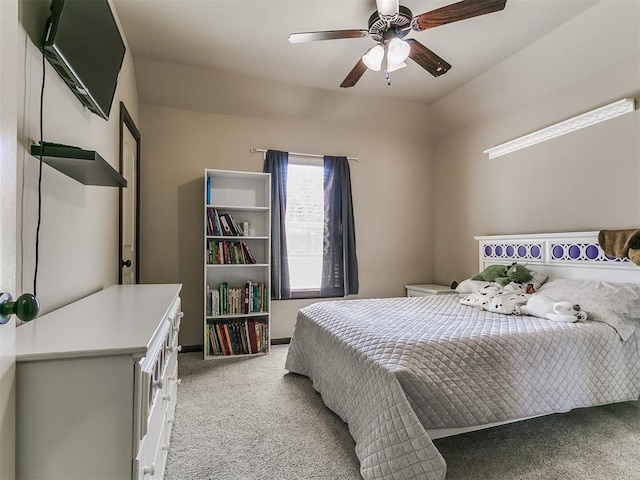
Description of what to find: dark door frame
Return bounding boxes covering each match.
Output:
[118,101,141,284]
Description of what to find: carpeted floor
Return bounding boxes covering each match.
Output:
[165,345,640,480]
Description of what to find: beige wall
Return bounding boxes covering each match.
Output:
[139,105,434,345]
[134,58,434,142]
[431,0,640,285]
[136,0,639,346]
[16,0,139,314]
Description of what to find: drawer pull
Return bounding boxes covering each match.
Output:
[168,375,182,385]
[178,312,184,319]
[162,393,171,402]
[143,464,155,476]
[152,378,163,389]
[169,344,182,353]
[168,417,176,425]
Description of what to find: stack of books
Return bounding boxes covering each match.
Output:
[206,239,257,265]
[207,318,269,356]
[206,208,250,237]
[206,281,268,316]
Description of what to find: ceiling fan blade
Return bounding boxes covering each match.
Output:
[288,30,368,44]
[406,39,452,77]
[340,59,368,88]
[412,0,507,31]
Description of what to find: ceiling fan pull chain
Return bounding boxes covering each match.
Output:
[385,70,391,86]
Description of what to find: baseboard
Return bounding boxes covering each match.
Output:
[271,338,291,345]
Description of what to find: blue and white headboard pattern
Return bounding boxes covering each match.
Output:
[475,231,640,283]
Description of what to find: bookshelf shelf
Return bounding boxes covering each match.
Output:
[207,205,269,212]
[206,236,269,240]
[206,312,269,320]
[203,169,271,359]
[206,264,269,268]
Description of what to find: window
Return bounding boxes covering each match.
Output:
[285,157,324,296]
[264,149,358,300]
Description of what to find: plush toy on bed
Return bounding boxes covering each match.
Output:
[520,294,588,323]
[471,262,533,287]
[485,293,529,315]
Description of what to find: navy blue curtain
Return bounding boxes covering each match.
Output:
[321,156,359,297]
[263,150,291,300]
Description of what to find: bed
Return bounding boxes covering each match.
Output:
[284,231,640,480]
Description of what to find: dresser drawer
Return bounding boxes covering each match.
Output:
[134,294,181,479]
[164,362,179,442]
[136,321,170,439]
[135,413,167,480]
[166,298,182,348]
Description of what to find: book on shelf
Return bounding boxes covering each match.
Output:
[206,285,220,316]
[206,207,223,236]
[206,317,269,356]
[206,240,258,265]
[229,214,245,236]
[208,280,267,316]
[220,212,246,236]
[241,242,257,263]
[207,210,248,237]
[219,214,234,236]
[206,209,213,236]
[229,213,241,235]
[206,284,211,315]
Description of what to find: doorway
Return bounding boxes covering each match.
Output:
[119,102,140,284]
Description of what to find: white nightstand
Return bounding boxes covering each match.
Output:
[405,283,457,297]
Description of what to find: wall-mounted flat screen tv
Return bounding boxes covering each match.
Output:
[42,0,126,120]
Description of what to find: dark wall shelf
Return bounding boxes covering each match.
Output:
[30,143,127,187]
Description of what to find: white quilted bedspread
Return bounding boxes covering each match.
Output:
[285,295,640,480]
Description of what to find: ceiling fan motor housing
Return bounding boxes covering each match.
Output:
[368,5,413,42]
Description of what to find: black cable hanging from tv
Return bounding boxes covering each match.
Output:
[33,22,48,297]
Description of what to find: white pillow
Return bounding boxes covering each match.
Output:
[525,271,549,291]
[455,279,497,294]
[537,279,640,341]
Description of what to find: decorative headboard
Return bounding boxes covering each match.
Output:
[475,231,640,283]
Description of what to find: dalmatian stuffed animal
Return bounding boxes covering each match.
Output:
[520,294,588,323]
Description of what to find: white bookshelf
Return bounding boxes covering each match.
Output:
[204,169,271,359]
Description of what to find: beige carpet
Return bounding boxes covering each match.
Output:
[165,345,640,480]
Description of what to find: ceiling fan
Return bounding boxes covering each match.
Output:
[288,0,507,88]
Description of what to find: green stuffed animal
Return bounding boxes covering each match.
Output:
[471,264,507,283]
[472,262,532,287]
[505,262,533,284]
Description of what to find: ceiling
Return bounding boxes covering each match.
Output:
[112,0,600,105]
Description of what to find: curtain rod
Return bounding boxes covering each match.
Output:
[250,148,360,162]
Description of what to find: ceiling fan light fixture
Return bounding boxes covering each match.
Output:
[386,60,407,73]
[387,37,410,64]
[362,44,384,71]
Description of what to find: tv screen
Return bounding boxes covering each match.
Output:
[43,0,126,120]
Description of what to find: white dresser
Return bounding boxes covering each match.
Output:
[16,284,182,480]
